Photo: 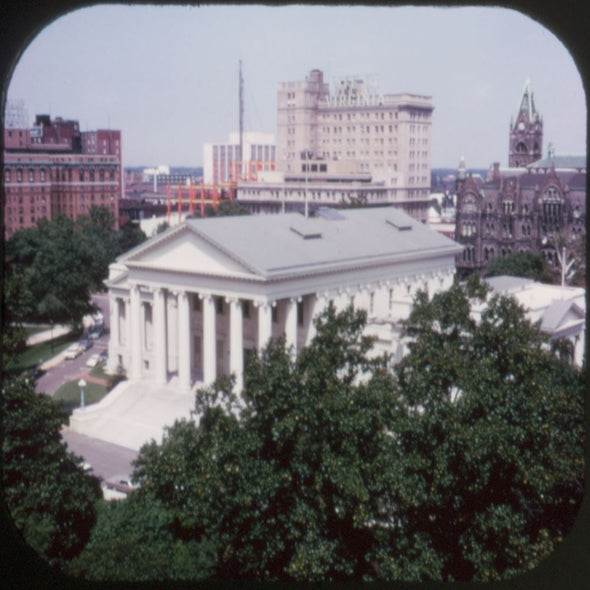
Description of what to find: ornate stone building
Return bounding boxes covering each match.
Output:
[455,83,586,276]
[508,80,543,167]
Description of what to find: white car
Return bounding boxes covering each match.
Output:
[64,344,83,360]
[86,353,102,368]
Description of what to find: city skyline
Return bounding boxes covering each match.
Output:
[5,4,586,169]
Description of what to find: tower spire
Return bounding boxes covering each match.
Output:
[509,79,543,167]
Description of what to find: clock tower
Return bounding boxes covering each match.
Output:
[509,79,543,167]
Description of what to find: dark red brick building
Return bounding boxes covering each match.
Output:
[3,114,122,238]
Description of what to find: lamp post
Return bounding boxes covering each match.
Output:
[78,378,87,409]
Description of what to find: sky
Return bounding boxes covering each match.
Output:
[5,4,587,169]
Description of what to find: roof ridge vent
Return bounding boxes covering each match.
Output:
[290,224,322,240]
[386,218,413,231]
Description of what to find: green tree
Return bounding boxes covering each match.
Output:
[69,289,583,582]
[2,376,103,569]
[485,250,552,282]
[1,271,35,371]
[114,220,147,254]
[6,215,96,326]
[69,492,216,581]
[209,200,251,217]
[76,206,119,292]
[384,279,584,581]
[130,305,396,581]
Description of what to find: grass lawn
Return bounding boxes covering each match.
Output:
[89,364,110,381]
[12,331,79,374]
[53,380,109,416]
[24,325,51,337]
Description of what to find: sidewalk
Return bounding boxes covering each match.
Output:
[26,324,71,346]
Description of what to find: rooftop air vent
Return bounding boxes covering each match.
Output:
[386,218,413,231]
[290,224,322,240]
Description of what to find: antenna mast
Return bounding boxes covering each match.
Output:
[239,60,244,181]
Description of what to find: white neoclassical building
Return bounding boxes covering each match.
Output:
[105,207,461,394]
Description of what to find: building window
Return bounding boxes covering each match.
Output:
[16,169,22,182]
[28,169,34,182]
[4,169,10,183]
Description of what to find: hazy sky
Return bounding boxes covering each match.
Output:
[5,4,586,168]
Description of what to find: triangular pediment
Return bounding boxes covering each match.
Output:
[541,300,585,333]
[123,226,261,278]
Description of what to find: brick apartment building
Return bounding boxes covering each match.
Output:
[3,114,122,239]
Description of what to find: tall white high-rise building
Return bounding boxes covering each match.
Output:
[203,132,276,185]
[276,69,433,206]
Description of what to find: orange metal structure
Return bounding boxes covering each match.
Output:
[166,182,237,224]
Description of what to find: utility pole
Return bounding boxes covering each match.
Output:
[239,60,244,181]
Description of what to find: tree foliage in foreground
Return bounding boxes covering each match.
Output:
[2,376,102,569]
[71,284,584,582]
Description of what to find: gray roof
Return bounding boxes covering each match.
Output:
[484,275,534,292]
[174,207,462,278]
[540,299,579,333]
[527,155,586,170]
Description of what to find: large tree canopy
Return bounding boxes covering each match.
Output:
[384,278,584,581]
[71,283,584,582]
[4,207,146,328]
[2,376,102,569]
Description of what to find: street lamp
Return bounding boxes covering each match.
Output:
[78,378,87,409]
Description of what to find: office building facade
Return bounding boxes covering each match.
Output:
[3,114,122,238]
[276,69,433,209]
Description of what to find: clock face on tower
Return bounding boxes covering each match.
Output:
[518,121,525,131]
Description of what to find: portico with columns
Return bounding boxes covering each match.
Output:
[106,208,462,392]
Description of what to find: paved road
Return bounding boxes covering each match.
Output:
[35,294,110,396]
[62,428,139,482]
[32,294,141,485]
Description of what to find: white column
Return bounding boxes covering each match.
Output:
[202,294,217,385]
[229,298,244,392]
[257,301,272,352]
[129,285,142,379]
[306,293,328,345]
[107,295,120,373]
[178,290,191,391]
[154,287,167,385]
[285,297,299,357]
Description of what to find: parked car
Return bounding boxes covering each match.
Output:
[105,475,140,494]
[79,461,93,473]
[92,311,104,324]
[64,344,83,360]
[99,349,108,361]
[89,324,104,340]
[78,338,93,351]
[86,353,102,368]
